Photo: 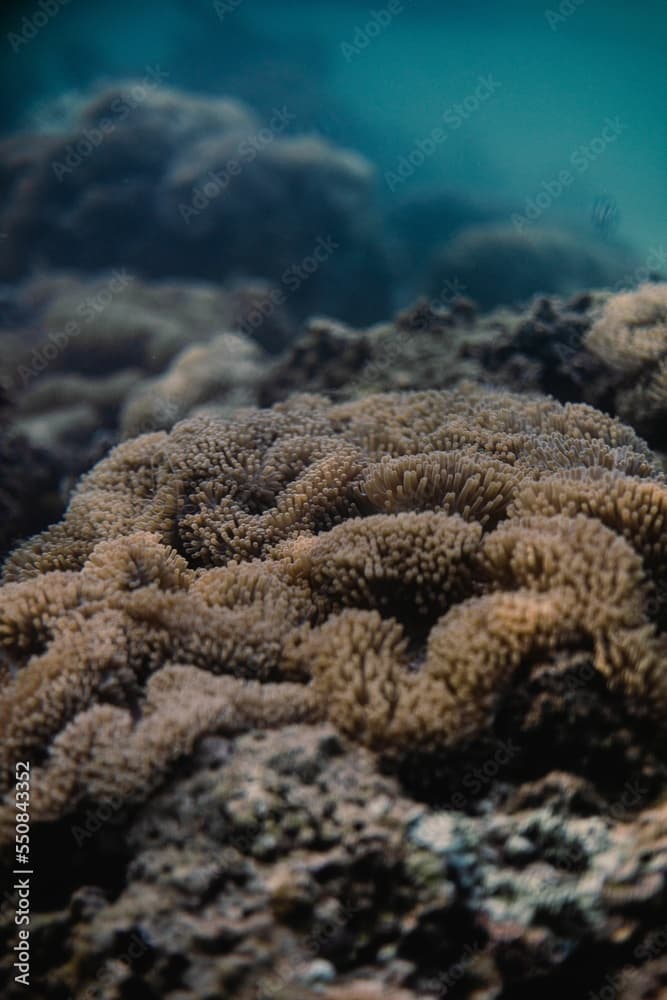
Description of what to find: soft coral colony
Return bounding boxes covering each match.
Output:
[1,384,667,840]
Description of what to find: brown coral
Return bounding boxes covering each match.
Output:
[0,532,315,791]
[0,666,317,840]
[509,468,667,574]
[585,283,667,373]
[286,515,666,752]
[278,512,482,621]
[584,283,667,441]
[119,331,266,437]
[0,386,665,834]
[360,450,520,526]
[260,286,667,454]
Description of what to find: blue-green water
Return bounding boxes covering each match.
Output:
[2,0,665,258]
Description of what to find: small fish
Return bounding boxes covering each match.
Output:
[591,195,619,235]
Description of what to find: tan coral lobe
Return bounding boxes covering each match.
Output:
[585,283,667,439]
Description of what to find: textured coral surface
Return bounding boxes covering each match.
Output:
[584,283,667,445]
[3,280,666,568]
[1,386,666,832]
[260,284,667,456]
[1,384,667,997]
[2,56,667,1000]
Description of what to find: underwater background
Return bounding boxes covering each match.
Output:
[1,0,666,267]
[3,3,667,999]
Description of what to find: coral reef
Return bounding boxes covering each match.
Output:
[0,82,391,323]
[5,278,666,565]
[120,332,267,437]
[1,386,665,840]
[260,286,667,455]
[0,272,291,540]
[5,280,666,571]
[584,283,667,445]
[259,300,492,405]
[6,270,292,382]
[262,294,599,409]
[1,28,665,1000]
[479,283,667,454]
[13,369,141,457]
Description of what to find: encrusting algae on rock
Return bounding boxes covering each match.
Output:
[1,384,666,840]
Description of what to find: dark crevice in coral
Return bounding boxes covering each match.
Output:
[495,933,667,1000]
[400,909,485,985]
[2,810,131,915]
[386,646,667,815]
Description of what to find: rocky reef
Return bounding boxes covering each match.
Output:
[1,714,666,997]
[260,284,667,457]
